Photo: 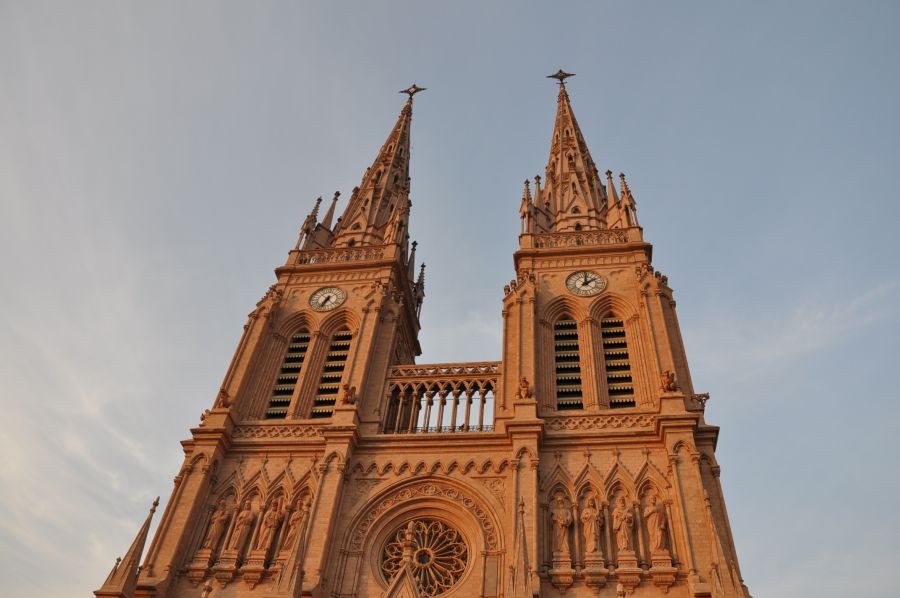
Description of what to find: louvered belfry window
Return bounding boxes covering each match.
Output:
[265,331,310,419]
[310,329,353,418]
[601,316,636,408]
[554,316,583,410]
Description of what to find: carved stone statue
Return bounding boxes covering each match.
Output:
[341,384,357,405]
[550,492,572,556]
[518,377,533,401]
[643,494,668,554]
[580,495,601,555]
[201,499,229,550]
[612,496,634,552]
[216,388,231,408]
[660,370,677,392]
[227,500,254,552]
[254,498,283,552]
[280,501,309,552]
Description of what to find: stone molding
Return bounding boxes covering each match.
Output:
[232,424,324,439]
[294,246,386,265]
[388,361,501,378]
[532,229,630,248]
[349,481,500,551]
[544,414,655,432]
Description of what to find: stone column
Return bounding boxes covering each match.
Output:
[449,389,460,432]
[478,390,487,431]
[422,391,434,431]
[393,395,405,433]
[300,460,345,593]
[436,390,447,431]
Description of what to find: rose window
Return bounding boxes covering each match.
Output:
[381,519,468,596]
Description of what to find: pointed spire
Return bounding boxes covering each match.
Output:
[407,240,418,280]
[416,262,426,291]
[294,196,322,249]
[305,196,322,228]
[619,172,639,227]
[606,170,620,206]
[414,263,426,318]
[519,179,531,212]
[605,169,624,229]
[95,497,160,598]
[320,191,340,229]
[333,88,421,248]
[520,179,535,234]
[542,72,605,232]
[508,497,533,598]
[619,172,631,199]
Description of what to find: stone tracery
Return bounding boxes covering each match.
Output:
[381,518,468,596]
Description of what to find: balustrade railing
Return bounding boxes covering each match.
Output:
[394,425,494,434]
[293,245,386,265]
[382,361,501,435]
[531,228,639,249]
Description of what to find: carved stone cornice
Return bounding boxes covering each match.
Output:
[293,245,387,265]
[231,424,324,440]
[544,413,655,433]
[388,361,501,378]
[531,229,629,248]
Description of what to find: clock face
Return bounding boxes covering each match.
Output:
[309,286,347,311]
[565,271,607,296]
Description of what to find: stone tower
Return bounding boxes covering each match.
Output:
[97,76,751,598]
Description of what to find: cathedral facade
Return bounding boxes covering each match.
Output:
[96,75,750,598]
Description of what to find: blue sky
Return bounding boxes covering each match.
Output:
[1,1,899,596]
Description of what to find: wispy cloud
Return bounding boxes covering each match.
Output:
[685,281,900,383]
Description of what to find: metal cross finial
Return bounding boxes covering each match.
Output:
[400,83,427,98]
[547,69,575,84]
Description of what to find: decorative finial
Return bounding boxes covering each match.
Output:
[399,83,427,99]
[150,496,160,514]
[547,69,575,84]
[605,169,613,179]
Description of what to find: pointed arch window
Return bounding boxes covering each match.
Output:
[554,315,583,410]
[310,328,353,418]
[265,330,310,419]
[601,316,636,408]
